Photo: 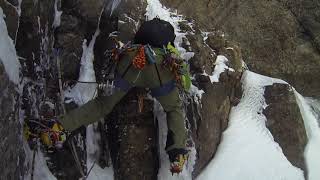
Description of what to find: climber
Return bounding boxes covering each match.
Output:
[25,18,190,174]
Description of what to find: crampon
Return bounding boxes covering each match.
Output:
[170,153,189,175]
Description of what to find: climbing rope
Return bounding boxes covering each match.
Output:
[132,46,146,70]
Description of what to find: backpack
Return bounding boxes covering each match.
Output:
[134,18,176,48]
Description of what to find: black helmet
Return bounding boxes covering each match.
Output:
[134,18,176,48]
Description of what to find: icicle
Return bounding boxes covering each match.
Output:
[53,0,62,28]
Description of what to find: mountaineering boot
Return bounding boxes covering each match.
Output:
[168,148,189,174]
[40,119,67,149]
[24,118,67,149]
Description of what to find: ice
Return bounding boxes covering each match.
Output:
[64,30,99,105]
[52,0,62,28]
[294,92,320,180]
[106,0,122,17]
[0,7,21,85]
[197,71,304,180]
[305,97,320,125]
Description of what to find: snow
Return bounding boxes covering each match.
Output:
[23,141,57,180]
[294,92,320,180]
[197,71,304,180]
[189,84,204,101]
[64,30,99,105]
[52,0,62,28]
[210,55,234,83]
[0,7,21,85]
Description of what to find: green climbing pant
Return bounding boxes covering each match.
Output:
[60,49,187,151]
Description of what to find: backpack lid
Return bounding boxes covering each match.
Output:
[134,18,176,48]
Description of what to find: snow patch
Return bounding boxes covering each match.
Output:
[294,92,320,180]
[197,71,304,180]
[0,7,21,85]
[210,55,234,83]
[189,84,204,105]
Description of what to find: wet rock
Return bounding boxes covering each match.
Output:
[0,62,25,180]
[59,14,81,32]
[117,0,147,42]
[6,0,18,6]
[55,32,83,80]
[206,32,226,54]
[186,33,216,74]
[263,83,307,174]
[77,0,105,25]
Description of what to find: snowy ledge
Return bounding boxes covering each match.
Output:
[197,71,305,180]
[0,7,21,85]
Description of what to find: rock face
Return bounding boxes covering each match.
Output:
[161,0,320,97]
[191,71,242,177]
[264,83,308,173]
[0,1,25,179]
[179,19,244,177]
[0,62,25,179]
